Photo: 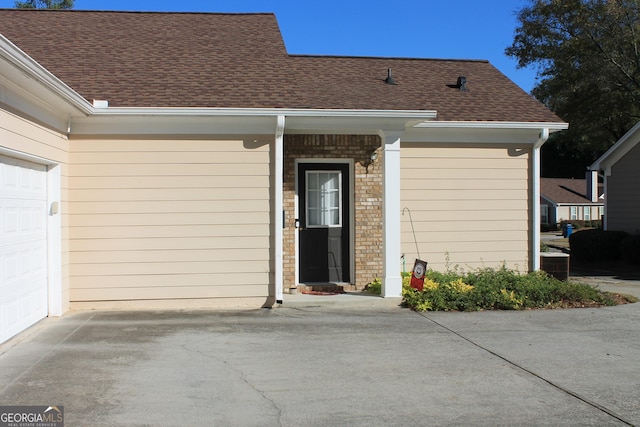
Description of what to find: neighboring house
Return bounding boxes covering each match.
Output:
[540,176,604,225]
[590,121,640,234]
[0,10,567,342]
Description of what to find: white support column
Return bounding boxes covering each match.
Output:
[532,128,549,271]
[275,115,285,303]
[380,129,403,298]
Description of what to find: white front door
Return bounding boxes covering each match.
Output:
[0,155,48,343]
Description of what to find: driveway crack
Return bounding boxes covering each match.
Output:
[418,312,635,427]
[184,345,283,427]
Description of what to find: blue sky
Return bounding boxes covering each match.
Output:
[0,0,538,92]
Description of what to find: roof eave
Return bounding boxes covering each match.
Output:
[0,34,93,121]
[76,108,567,139]
[71,107,440,135]
[590,120,640,174]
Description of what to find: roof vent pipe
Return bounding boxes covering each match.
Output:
[456,76,468,91]
[384,68,397,85]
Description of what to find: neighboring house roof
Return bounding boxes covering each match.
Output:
[0,9,561,123]
[590,120,640,175]
[540,178,604,205]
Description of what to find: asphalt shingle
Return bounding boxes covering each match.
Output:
[0,9,562,123]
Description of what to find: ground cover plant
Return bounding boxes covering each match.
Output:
[366,266,636,311]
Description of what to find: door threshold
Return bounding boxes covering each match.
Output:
[296,283,357,294]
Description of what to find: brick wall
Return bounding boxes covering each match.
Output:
[283,134,382,292]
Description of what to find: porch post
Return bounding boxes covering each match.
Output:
[532,128,549,271]
[380,129,403,298]
[275,115,285,304]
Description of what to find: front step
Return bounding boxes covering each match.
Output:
[297,284,357,294]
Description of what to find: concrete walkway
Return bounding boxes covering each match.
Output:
[1,278,639,426]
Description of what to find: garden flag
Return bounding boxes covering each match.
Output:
[410,259,428,291]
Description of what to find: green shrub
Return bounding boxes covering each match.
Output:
[364,278,382,295]
[402,266,618,312]
[621,235,640,265]
[569,229,629,262]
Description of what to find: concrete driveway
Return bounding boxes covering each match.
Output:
[1,285,639,427]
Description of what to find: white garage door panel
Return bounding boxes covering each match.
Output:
[0,155,48,344]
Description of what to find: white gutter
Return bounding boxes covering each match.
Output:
[89,107,438,119]
[274,115,285,304]
[532,128,549,271]
[414,121,567,131]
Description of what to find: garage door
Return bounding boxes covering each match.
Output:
[0,155,48,344]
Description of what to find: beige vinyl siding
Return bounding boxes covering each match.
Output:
[607,142,640,234]
[0,108,70,311]
[557,206,571,222]
[401,143,531,272]
[0,109,68,161]
[67,137,271,305]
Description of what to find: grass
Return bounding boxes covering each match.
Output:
[365,266,637,311]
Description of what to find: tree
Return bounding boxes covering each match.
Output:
[506,0,640,177]
[15,0,74,9]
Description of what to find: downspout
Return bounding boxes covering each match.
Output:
[532,128,549,271]
[275,115,285,304]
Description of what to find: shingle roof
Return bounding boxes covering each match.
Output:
[541,178,604,205]
[0,9,562,122]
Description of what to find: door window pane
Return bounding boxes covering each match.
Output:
[306,171,341,227]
